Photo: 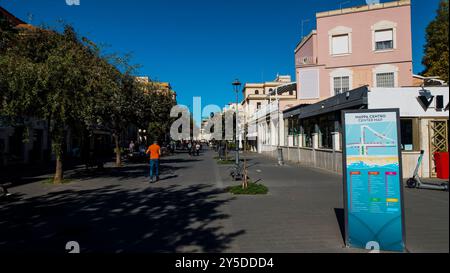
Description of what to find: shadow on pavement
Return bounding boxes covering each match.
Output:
[67,162,186,182]
[160,158,203,164]
[0,184,244,253]
[334,208,346,245]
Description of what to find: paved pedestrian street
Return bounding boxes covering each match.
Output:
[0,149,448,253]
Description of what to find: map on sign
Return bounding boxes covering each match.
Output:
[343,110,405,252]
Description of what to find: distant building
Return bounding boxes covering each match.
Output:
[241,75,299,151]
[136,76,177,101]
[412,75,447,87]
[241,75,295,117]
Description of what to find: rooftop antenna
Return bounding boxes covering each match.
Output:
[27,12,33,24]
[301,19,310,40]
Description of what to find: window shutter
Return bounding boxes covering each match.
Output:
[375,29,393,42]
[332,35,349,55]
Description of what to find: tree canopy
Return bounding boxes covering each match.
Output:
[422,0,449,83]
[0,20,176,182]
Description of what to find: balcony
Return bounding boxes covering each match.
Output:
[247,94,269,99]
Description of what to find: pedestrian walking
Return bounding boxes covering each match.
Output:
[129,140,135,153]
[146,140,161,183]
[187,142,193,156]
[195,142,201,156]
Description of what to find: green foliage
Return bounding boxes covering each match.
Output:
[216,159,236,165]
[143,92,176,143]
[0,13,17,52]
[422,0,449,83]
[228,183,268,195]
[0,22,176,181]
[1,25,112,131]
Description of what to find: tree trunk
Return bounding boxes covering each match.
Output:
[51,122,64,184]
[54,152,63,184]
[114,134,122,167]
[225,142,228,161]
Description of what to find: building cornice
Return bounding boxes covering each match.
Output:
[316,0,410,19]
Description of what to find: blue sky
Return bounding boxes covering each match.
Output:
[1,0,441,110]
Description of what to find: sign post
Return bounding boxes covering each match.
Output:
[342,109,406,252]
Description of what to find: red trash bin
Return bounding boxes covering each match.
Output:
[434,152,449,179]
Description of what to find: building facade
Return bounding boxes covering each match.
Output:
[241,75,298,151]
[254,0,449,178]
[295,0,413,104]
[280,86,449,178]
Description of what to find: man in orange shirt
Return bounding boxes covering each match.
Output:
[146,141,161,183]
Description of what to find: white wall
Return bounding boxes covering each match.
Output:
[369,86,449,178]
[299,68,320,99]
[368,87,449,117]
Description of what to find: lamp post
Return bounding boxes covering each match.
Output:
[232,79,241,167]
[275,88,284,166]
[143,130,147,146]
[270,87,284,166]
[138,129,142,145]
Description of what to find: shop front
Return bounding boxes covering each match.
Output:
[368,86,449,178]
[282,86,369,174]
[282,86,449,178]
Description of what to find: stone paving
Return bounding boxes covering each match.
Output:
[0,149,448,253]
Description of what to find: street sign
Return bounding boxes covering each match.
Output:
[342,109,406,252]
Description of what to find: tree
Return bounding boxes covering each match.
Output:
[1,21,178,181]
[138,84,177,145]
[0,25,121,183]
[0,13,18,52]
[94,62,143,167]
[422,0,449,83]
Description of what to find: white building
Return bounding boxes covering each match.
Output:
[241,75,299,151]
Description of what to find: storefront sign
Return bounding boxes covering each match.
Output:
[342,109,406,252]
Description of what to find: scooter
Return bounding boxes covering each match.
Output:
[406,150,449,191]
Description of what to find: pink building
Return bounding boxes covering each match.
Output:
[295,0,413,102]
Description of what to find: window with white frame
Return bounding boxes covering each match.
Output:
[372,20,397,51]
[373,64,398,88]
[330,68,352,96]
[375,29,394,50]
[333,76,350,95]
[376,72,395,87]
[332,34,349,55]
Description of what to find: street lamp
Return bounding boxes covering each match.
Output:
[232,79,241,167]
[275,88,284,166]
[270,87,284,166]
